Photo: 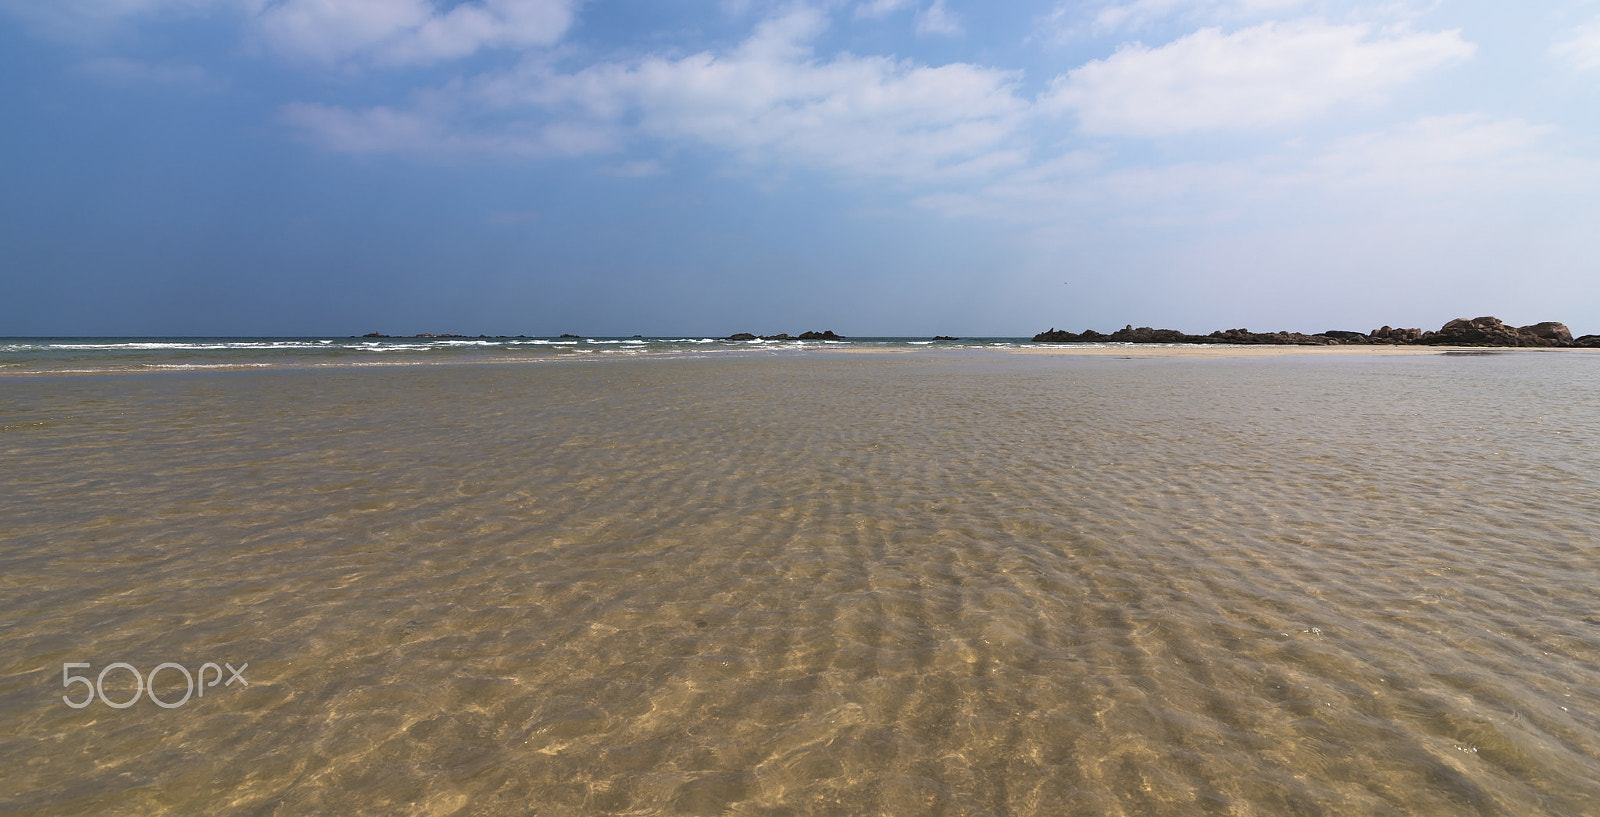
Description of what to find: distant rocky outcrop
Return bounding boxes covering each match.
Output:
[1370,326,1423,343]
[1034,318,1589,348]
[933,335,960,341]
[1418,317,1571,347]
[1518,322,1572,343]
[726,330,845,341]
[360,332,467,338]
[1032,325,1338,345]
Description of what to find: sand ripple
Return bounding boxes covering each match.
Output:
[2,352,1599,815]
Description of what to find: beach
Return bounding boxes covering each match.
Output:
[3,348,1599,815]
[1007,345,1457,358]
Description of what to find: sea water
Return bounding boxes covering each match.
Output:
[0,336,1026,377]
[2,349,1597,815]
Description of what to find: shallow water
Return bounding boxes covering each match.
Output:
[0,336,1027,376]
[2,350,1599,815]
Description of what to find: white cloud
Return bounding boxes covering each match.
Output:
[915,0,961,36]
[1046,20,1474,135]
[1092,0,1307,34]
[1032,0,1307,43]
[273,4,1579,231]
[511,7,1019,176]
[855,0,912,19]
[1,0,576,64]
[1551,15,1600,70]
[914,114,1581,224]
[1032,1,1451,46]
[853,0,960,34]
[291,7,1030,180]
[280,101,618,154]
[1310,114,1556,189]
[255,0,575,66]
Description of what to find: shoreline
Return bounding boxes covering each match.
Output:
[1031,316,1596,348]
[6,342,1594,378]
[999,344,1538,358]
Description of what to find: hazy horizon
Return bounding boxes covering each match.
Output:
[4,315,1596,341]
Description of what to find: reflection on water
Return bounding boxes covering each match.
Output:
[3,352,1599,815]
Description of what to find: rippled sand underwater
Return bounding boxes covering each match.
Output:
[3,351,1599,816]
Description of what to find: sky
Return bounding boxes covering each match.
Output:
[2,0,1598,337]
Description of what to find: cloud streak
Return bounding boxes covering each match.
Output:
[255,0,576,66]
[1552,15,1600,70]
[915,0,961,36]
[1045,20,1474,136]
[913,113,1591,227]
[288,7,1030,180]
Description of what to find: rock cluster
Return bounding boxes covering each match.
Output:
[726,330,845,341]
[1034,317,1600,347]
[1428,317,1575,346]
[359,332,470,338]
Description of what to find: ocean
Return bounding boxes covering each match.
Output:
[2,343,1598,815]
[0,336,1029,377]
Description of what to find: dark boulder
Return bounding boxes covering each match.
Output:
[933,335,960,341]
[726,332,758,341]
[1110,325,1194,343]
[1207,328,1338,345]
[1370,326,1423,343]
[797,330,842,340]
[1032,328,1080,342]
[1421,316,1570,347]
[1519,322,1573,343]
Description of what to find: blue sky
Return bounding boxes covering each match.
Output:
[2,0,1598,336]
